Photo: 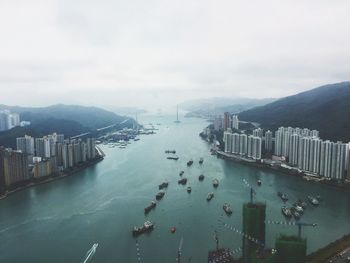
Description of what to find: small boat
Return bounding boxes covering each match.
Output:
[165,150,176,154]
[199,158,204,164]
[199,174,205,181]
[294,204,304,214]
[134,138,140,141]
[291,208,301,220]
[156,191,165,200]
[277,192,288,202]
[178,178,187,185]
[179,171,184,176]
[167,156,179,160]
[159,182,169,190]
[144,201,156,214]
[257,180,262,186]
[297,199,308,209]
[132,221,154,237]
[212,179,219,188]
[223,203,233,215]
[281,206,292,218]
[308,195,319,206]
[187,160,194,166]
[187,186,192,193]
[207,192,214,201]
[170,227,176,234]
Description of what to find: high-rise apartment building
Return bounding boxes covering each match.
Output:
[264,130,273,152]
[232,115,239,130]
[1,148,29,186]
[223,112,231,131]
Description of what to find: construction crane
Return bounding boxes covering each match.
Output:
[266,220,317,239]
[176,237,184,263]
[243,179,257,203]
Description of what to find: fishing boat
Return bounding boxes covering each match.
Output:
[199,158,204,164]
[144,201,156,214]
[199,174,205,181]
[207,192,214,201]
[156,191,165,200]
[178,178,187,185]
[132,221,154,237]
[223,203,233,215]
[187,186,192,193]
[212,179,219,188]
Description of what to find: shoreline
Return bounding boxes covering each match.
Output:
[215,150,350,191]
[0,156,104,200]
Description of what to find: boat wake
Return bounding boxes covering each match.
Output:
[82,243,98,263]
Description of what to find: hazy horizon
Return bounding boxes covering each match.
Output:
[1,0,350,112]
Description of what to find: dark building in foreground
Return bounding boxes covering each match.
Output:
[275,235,306,263]
[242,202,266,263]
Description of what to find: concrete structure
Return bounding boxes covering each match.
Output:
[275,235,306,263]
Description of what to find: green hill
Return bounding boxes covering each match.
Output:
[238,82,350,142]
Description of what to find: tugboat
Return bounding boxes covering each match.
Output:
[187,160,194,166]
[179,171,184,176]
[156,191,165,200]
[277,192,288,202]
[158,182,169,190]
[178,178,187,185]
[187,186,192,193]
[281,206,292,218]
[308,195,319,206]
[257,180,262,186]
[132,221,154,237]
[199,174,205,181]
[167,156,179,160]
[144,201,156,214]
[207,192,214,201]
[223,203,233,215]
[212,179,219,188]
[199,158,204,164]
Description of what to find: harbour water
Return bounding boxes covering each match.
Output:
[0,116,350,262]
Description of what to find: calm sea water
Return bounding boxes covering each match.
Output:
[0,115,350,263]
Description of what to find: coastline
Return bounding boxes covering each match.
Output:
[0,156,104,200]
[215,150,350,191]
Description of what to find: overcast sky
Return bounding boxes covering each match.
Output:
[1,0,350,112]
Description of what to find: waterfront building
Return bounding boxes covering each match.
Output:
[86,138,96,159]
[232,133,240,154]
[253,128,263,138]
[288,133,299,166]
[68,144,74,168]
[248,136,253,158]
[62,143,69,170]
[1,148,29,186]
[239,134,248,156]
[16,135,35,155]
[242,203,266,263]
[298,137,311,171]
[320,140,333,178]
[275,235,306,263]
[73,142,82,164]
[253,136,262,160]
[35,137,51,158]
[264,130,273,152]
[33,157,57,179]
[223,112,231,131]
[213,116,223,131]
[0,147,6,192]
[224,131,232,153]
[232,115,239,130]
[274,128,283,156]
[309,137,321,174]
[331,142,347,180]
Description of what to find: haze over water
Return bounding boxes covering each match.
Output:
[0,115,349,262]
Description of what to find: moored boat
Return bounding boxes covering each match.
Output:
[178,178,187,185]
[187,186,192,193]
[223,203,233,215]
[308,195,319,206]
[281,206,292,218]
[179,171,184,176]
[187,160,194,166]
[277,192,288,202]
[199,158,204,164]
[158,182,169,190]
[207,192,214,201]
[144,201,156,214]
[167,156,179,160]
[199,174,205,181]
[156,191,165,200]
[257,180,262,186]
[132,221,154,237]
[212,179,219,188]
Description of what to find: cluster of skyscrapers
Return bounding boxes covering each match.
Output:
[220,112,349,181]
[0,133,97,192]
[0,110,20,131]
[274,126,349,180]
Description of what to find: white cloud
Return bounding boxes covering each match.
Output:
[0,0,350,111]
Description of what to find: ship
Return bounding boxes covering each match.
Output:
[281,206,292,218]
[290,207,301,220]
[308,195,320,206]
[178,178,187,185]
[144,201,156,214]
[179,171,184,176]
[187,160,194,166]
[156,191,165,200]
[199,157,204,164]
[199,174,205,181]
[212,179,219,188]
[223,203,233,215]
[207,192,214,201]
[257,179,262,186]
[277,192,288,202]
[165,150,176,154]
[187,186,192,193]
[158,182,169,190]
[132,221,154,237]
[293,204,304,214]
[166,156,179,160]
